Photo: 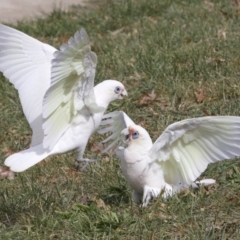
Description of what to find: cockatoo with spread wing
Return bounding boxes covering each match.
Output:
[99,111,240,206]
[0,24,127,172]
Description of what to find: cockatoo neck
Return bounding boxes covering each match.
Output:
[128,138,153,156]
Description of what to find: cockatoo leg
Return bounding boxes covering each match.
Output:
[75,158,100,170]
[75,144,100,170]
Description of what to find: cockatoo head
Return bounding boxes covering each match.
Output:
[121,125,153,149]
[94,80,127,108]
[99,79,127,98]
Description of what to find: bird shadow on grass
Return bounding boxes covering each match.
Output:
[100,185,130,206]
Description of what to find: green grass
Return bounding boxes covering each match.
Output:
[1,0,240,238]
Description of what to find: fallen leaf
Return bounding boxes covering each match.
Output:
[232,0,240,8]
[96,198,109,210]
[190,192,196,198]
[139,94,150,105]
[148,90,157,100]
[139,90,157,105]
[194,86,205,103]
[0,147,13,157]
[39,159,47,168]
[218,29,227,40]
[90,143,104,154]
[129,71,141,81]
[109,27,124,36]
[54,34,71,45]
[200,187,208,196]
[144,16,158,25]
[155,212,174,220]
[80,195,89,204]
[66,167,81,178]
[204,0,214,8]
[205,57,214,64]
[160,203,166,208]
[181,189,190,197]
[0,166,15,180]
[202,109,211,116]
[132,29,138,35]
[102,156,110,163]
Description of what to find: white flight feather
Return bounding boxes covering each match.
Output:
[98,111,135,153]
[42,28,102,150]
[150,116,240,186]
[0,24,56,146]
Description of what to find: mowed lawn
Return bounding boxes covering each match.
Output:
[1,0,240,239]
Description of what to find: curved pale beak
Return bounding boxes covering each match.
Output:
[120,89,128,98]
[120,127,130,143]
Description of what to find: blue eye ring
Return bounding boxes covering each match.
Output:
[114,86,121,94]
[132,131,139,139]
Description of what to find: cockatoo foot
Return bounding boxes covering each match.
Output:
[162,184,173,200]
[75,158,100,171]
[142,186,161,207]
[141,184,173,207]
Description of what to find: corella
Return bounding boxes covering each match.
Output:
[99,111,240,206]
[0,24,127,172]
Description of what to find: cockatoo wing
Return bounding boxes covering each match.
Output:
[148,116,240,187]
[0,24,57,145]
[98,111,135,153]
[42,28,102,150]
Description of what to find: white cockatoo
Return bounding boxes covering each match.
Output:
[99,111,240,206]
[0,24,127,172]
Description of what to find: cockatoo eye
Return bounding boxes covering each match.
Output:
[114,86,121,94]
[132,131,139,139]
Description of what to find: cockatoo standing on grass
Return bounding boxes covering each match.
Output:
[99,111,240,206]
[0,24,127,172]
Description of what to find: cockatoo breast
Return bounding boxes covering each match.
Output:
[120,147,149,193]
[121,147,167,194]
[51,108,104,154]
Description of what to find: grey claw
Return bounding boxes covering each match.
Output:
[80,161,89,171]
[74,160,88,171]
[75,158,100,171]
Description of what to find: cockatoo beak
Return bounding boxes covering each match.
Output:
[120,127,130,143]
[128,127,135,141]
[120,89,128,98]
